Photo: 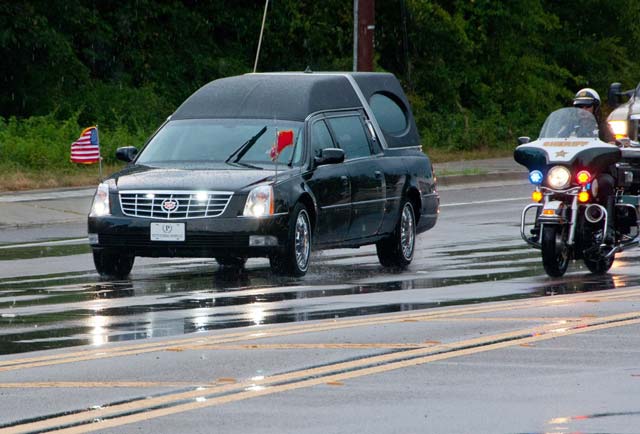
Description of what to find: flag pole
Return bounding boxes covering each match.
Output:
[274,127,278,184]
[96,125,103,181]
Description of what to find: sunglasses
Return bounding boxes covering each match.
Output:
[575,104,594,109]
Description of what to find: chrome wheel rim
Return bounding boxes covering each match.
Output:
[295,210,311,271]
[400,203,415,260]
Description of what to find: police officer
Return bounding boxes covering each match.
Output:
[573,88,616,242]
[572,88,615,143]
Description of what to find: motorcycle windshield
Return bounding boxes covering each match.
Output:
[539,107,599,139]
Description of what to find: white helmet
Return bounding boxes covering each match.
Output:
[573,88,601,108]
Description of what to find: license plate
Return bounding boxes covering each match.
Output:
[150,222,185,241]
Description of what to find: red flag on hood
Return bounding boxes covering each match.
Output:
[270,130,294,161]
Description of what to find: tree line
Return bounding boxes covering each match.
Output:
[1,0,640,161]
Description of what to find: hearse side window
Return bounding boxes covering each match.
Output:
[326,116,372,159]
[310,120,334,158]
[370,92,408,135]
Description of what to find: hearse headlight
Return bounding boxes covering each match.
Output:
[243,185,274,217]
[90,182,111,217]
[547,166,571,189]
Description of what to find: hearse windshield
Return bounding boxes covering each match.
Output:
[137,119,304,166]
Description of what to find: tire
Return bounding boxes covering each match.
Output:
[541,225,569,277]
[269,203,311,277]
[376,201,416,269]
[215,256,247,269]
[583,253,615,274]
[93,248,135,279]
[581,225,615,275]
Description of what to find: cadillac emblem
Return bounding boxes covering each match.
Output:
[162,199,179,212]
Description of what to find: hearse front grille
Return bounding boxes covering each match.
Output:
[119,190,233,219]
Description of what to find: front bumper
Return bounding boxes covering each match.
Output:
[88,214,290,258]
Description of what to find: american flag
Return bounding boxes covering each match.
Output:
[70,126,100,164]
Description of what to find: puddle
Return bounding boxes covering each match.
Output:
[0,239,637,354]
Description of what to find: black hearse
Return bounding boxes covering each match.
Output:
[88,72,439,277]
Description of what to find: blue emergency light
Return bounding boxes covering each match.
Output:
[529,170,543,185]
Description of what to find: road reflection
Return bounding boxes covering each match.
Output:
[542,410,640,434]
[1,238,639,354]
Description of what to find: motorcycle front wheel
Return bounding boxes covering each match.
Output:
[541,225,569,277]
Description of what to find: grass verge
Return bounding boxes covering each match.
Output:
[0,163,125,192]
[426,146,513,163]
[435,168,488,176]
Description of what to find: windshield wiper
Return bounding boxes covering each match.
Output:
[226,160,263,170]
[225,126,268,164]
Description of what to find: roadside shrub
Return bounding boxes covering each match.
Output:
[0,113,151,171]
[69,83,175,132]
[408,86,549,154]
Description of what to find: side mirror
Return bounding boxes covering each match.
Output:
[314,148,345,166]
[517,136,530,146]
[608,82,622,109]
[116,146,138,163]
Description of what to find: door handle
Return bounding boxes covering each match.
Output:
[374,171,384,193]
[340,175,349,187]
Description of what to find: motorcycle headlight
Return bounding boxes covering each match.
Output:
[90,182,111,217]
[243,185,274,217]
[546,166,571,189]
[608,120,628,138]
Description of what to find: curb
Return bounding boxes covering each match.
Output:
[0,185,95,195]
[0,218,86,230]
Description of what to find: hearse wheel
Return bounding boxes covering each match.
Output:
[269,203,311,277]
[215,256,248,269]
[376,200,416,269]
[93,248,135,279]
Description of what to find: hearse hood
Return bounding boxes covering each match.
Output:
[111,165,295,192]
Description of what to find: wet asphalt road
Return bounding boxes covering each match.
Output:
[0,181,639,433]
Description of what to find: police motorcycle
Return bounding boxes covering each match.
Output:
[515,106,640,277]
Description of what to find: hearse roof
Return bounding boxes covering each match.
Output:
[172,72,420,148]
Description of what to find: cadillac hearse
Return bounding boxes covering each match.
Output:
[88,72,439,277]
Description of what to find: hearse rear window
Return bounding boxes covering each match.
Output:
[370,92,408,135]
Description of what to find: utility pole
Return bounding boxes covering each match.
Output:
[254,0,270,73]
[353,0,375,72]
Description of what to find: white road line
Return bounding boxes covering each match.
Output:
[0,238,88,250]
[0,189,94,203]
[441,197,529,207]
